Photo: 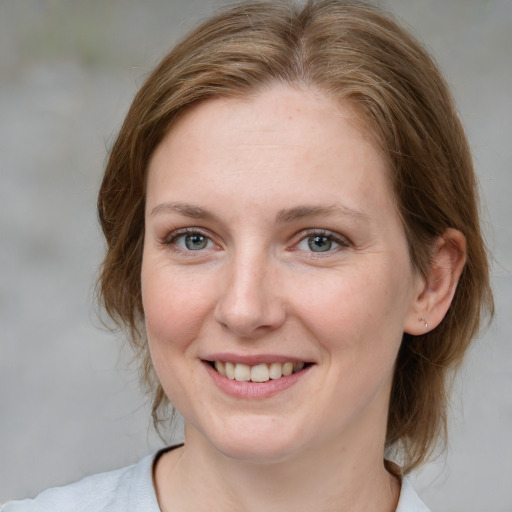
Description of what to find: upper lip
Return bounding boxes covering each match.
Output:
[202,353,312,366]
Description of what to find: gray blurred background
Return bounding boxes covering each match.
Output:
[0,1,511,510]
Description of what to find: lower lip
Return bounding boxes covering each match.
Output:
[203,361,312,399]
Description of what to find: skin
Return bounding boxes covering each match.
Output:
[141,84,465,511]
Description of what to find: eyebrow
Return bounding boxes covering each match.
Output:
[275,204,368,224]
[150,201,368,223]
[150,201,221,221]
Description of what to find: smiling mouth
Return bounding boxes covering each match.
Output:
[207,361,310,383]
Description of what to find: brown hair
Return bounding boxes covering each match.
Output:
[97,0,493,473]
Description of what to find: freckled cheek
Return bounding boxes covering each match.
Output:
[141,269,216,350]
[290,269,398,353]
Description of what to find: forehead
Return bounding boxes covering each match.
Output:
[162,85,379,155]
[146,84,395,218]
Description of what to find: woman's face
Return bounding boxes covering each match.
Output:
[142,85,423,462]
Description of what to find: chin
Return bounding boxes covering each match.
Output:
[196,415,307,464]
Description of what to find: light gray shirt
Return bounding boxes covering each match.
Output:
[1,449,430,511]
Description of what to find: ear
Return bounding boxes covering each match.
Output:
[404,228,466,335]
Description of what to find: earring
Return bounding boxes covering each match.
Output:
[421,318,428,329]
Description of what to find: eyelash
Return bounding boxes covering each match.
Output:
[293,229,350,255]
[163,228,217,253]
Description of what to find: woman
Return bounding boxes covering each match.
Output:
[2,0,493,510]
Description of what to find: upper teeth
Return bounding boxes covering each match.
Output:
[214,361,305,382]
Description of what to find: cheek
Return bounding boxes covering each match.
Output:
[141,264,216,351]
[290,261,410,356]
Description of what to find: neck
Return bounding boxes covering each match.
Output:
[155,426,400,512]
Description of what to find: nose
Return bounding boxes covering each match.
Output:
[214,251,287,338]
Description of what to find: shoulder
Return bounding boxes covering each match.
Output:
[0,452,161,512]
[396,478,430,512]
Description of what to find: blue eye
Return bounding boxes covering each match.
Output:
[296,231,345,253]
[307,235,337,252]
[173,232,213,251]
